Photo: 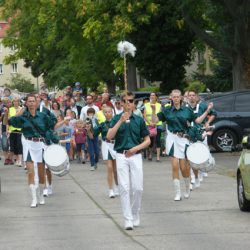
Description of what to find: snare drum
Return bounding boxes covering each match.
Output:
[186,142,215,172]
[43,144,70,177]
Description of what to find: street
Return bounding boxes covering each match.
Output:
[0,152,249,250]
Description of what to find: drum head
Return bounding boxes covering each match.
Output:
[187,142,210,165]
[44,144,68,166]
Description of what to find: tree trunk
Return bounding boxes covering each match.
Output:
[127,62,137,91]
[232,54,250,90]
[106,80,116,94]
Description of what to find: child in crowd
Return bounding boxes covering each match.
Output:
[73,120,87,164]
[85,108,99,171]
[64,116,74,161]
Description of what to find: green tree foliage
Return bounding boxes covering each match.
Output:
[0,0,195,94]
[180,0,250,90]
[5,73,34,93]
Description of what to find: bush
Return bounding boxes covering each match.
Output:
[5,74,34,93]
[184,80,206,93]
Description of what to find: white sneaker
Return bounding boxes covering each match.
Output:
[124,220,133,230]
[113,185,120,196]
[109,190,115,198]
[48,185,53,195]
[39,195,45,205]
[173,179,181,201]
[43,188,48,197]
[202,172,208,178]
[133,214,140,227]
[190,183,193,191]
[90,166,95,171]
[199,174,203,182]
[195,178,200,188]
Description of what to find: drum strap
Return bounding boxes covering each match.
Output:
[27,117,46,140]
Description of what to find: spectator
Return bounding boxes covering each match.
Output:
[80,94,99,121]
[51,101,63,117]
[85,108,99,171]
[73,120,87,164]
[114,99,123,115]
[96,93,114,110]
[73,82,83,95]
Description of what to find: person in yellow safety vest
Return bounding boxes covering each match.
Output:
[8,97,23,167]
[96,103,107,124]
[143,92,162,162]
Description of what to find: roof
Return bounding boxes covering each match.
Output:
[0,21,9,38]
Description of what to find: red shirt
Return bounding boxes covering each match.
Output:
[73,128,87,144]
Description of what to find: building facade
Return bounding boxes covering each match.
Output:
[0,21,42,89]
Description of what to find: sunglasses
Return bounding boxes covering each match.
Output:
[123,99,134,104]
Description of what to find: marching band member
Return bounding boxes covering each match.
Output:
[152,89,213,201]
[92,106,119,198]
[4,94,56,208]
[107,92,150,230]
[187,90,217,186]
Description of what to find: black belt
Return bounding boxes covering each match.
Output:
[117,150,141,154]
[171,131,189,139]
[105,139,115,144]
[26,137,45,142]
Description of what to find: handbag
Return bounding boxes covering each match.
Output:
[149,126,157,137]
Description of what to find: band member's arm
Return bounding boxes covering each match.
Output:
[106,112,129,140]
[125,135,151,157]
[195,102,214,124]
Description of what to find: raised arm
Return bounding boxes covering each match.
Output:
[106,113,129,140]
[195,102,214,124]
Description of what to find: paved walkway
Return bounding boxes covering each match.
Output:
[0,154,249,250]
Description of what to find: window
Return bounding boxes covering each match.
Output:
[213,95,234,112]
[0,64,3,74]
[11,63,17,73]
[235,94,250,112]
[10,44,17,51]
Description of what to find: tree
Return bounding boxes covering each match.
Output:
[180,0,250,90]
[5,73,34,93]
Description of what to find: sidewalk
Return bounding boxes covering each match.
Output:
[0,155,249,250]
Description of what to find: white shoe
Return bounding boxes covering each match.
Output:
[109,190,115,198]
[133,214,140,227]
[183,178,190,198]
[43,188,48,197]
[173,179,181,201]
[199,174,203,182]
[113,185,120,196]
[39,184,45,205]
[90,166,95,171]
[29,184,37,208]
[202,172,208,178]
[48,185,53,195]
[124,220,133,230]
[39,195,45,205]
[195,178,200,188]
[190,183,193,191]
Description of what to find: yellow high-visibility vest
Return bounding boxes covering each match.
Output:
[8,107,22,132]
[96,110,106,124]
[144,102,162,126]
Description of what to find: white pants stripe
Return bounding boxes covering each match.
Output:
[116,153,143,221]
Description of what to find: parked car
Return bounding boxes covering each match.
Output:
[205,90,250,151]
[237,135,250,211]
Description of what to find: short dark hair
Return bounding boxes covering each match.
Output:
[26,94,37,101]
[87,107,95,114]
[121,91,134,102]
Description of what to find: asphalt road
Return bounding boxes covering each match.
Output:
[0,152,249,250]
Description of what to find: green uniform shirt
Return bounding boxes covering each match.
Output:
[9,110,55,138]
[37,106,57,127]
[157,106,196,133]
[110,112,149,152]
[188,101,217,125]
[93,120,111,141]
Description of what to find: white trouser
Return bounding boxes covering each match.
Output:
[116,153,143,221]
